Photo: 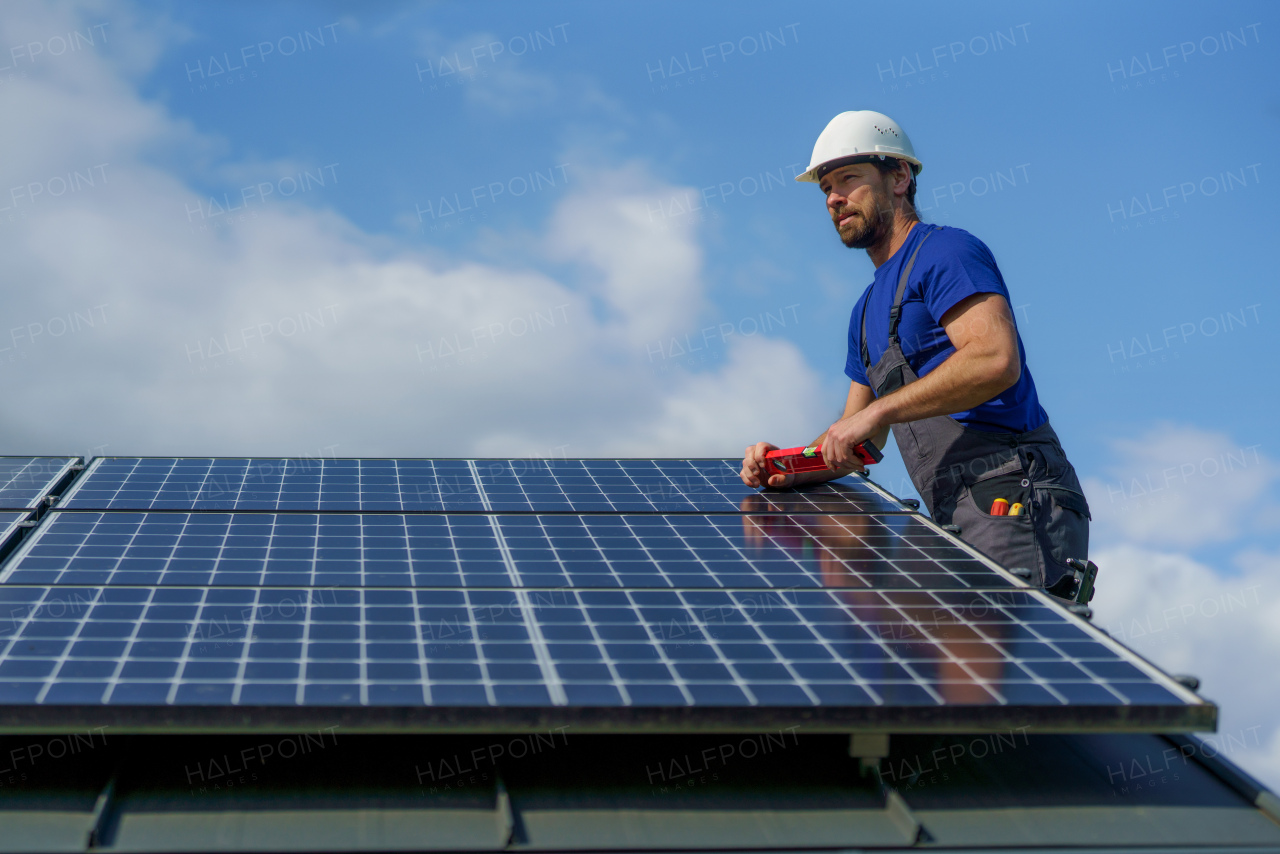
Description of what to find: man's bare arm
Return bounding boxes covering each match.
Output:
[821,292,1020,468]
[741,380,887,488]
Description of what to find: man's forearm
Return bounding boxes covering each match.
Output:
[869,345,1017,428]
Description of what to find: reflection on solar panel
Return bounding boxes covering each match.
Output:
[1,512,1012,591]
[0,456,79,509]
[0,457,1215,733]
[59,457,905,513]
[0,585,1205,730]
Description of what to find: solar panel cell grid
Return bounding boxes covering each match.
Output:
[59,458,904,513]
[0,457,1211,730]
[0,457,78,509]
[0,512,1013,591]
[0,586,1184,709]
[0,512,28,536]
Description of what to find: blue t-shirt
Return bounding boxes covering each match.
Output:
[844,224,1047,433]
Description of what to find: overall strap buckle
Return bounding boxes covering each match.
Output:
[887,305,903,340]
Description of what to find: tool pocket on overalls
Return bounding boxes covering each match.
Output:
[951,471,1041,585]
[968,466,1030,511]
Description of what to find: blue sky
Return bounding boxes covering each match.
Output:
[156,0,1277,560]
[0,0,1277,789]
[151,0,1274,464]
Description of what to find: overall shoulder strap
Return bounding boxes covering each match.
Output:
[859,288,873,369]
[888,225,934,344]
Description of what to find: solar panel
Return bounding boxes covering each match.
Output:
[0,456,79,509]
[0,584,1210,731]
[58,457,906,514]
[0,511,1015,591]
[0,456,1216,735]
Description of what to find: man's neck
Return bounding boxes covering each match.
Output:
[868,213,920,268]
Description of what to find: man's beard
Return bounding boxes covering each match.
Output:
[835,193,892,249]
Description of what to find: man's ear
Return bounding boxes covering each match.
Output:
[895,162,913,196]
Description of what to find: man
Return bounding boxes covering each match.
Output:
[740,110,1090,594]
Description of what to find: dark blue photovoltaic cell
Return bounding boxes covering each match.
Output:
[0,512,1011,591]
[0,586,1187,708]
[0,513,28,549]
[0,457,77,509]
[58,458,904,514]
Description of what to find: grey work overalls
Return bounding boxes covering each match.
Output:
[860,226,1091,591]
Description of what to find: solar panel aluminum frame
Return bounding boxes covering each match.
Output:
[55,457,917,515]
[0,698,1215,737]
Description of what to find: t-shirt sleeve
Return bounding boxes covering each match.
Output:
[921,231,1008,325]
[844,299,869,385]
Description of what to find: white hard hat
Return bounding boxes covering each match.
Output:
[795,110,923,183]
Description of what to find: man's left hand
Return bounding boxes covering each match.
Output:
[821,403,886,469]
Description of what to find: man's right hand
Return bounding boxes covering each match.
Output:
[741,442,795,489]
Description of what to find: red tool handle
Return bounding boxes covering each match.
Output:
[765,440,882,474]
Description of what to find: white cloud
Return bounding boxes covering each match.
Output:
[1091,543,1280,792]
[1083,423,1280,790]
[0,1,825,460]
[546,165,707,348]
[1082,423,1278,548]
[408,21,616,119]
[603,335,825,457]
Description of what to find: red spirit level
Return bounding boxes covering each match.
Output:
[765,441,882,473]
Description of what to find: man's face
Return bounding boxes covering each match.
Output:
[819,163,895,249]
